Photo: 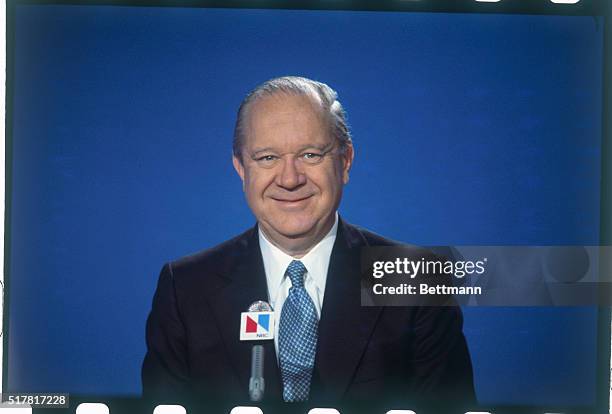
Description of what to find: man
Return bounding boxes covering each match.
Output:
[142,76,475,410]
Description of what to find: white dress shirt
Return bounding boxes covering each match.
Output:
[258,213,338,357]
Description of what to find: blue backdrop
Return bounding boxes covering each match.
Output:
[8,5,604,406]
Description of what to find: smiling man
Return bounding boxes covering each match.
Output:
[232,84,352,257]
[142,76,476,410]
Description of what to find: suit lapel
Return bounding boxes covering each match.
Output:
[313,219,383,401]
[207,227,282,402]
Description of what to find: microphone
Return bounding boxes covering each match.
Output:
[249,344,265,402]
[246,301,273,402]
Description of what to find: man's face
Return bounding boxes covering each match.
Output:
[233,93,353,252]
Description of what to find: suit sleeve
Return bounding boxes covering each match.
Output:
[408,304,476,406]
[142,263,191,400]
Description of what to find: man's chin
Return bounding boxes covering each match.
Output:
[275,225,317,240]
[261,219,319,240]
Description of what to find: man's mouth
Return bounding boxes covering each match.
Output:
[270,195,313,206]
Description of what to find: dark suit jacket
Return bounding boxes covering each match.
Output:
[142,219,476,409]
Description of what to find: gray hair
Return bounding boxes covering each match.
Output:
[233,76,352,161]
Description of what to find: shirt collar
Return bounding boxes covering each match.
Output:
[258,213,338,304]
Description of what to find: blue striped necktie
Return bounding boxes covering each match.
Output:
[279,260,319,402]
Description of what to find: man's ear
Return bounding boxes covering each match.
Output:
[233,155,246,189]
[341,143,354,184]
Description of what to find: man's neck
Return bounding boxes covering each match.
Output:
[258,215,338,259]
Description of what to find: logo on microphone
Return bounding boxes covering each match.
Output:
[240,311,275,341]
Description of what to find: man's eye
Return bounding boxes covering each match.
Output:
[302,153,323,160]
[256,155,278,162]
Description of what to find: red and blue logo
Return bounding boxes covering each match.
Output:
[240,311,275,341]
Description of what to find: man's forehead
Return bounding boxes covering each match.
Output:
[244,92,331,147]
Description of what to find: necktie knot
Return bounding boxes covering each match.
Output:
[286,260,307,288]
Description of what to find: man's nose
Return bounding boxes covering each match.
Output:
[277,156,306,189]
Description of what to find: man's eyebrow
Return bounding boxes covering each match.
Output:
[297,143,334,152]
[298,142,334,153]
[250,147,277,156]
[250,143,333,156]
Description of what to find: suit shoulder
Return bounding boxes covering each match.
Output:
[166,227,255,279]
[351,224,401,246]
[348,223,439,260]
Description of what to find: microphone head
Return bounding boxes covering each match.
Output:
[248,300,272,312]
